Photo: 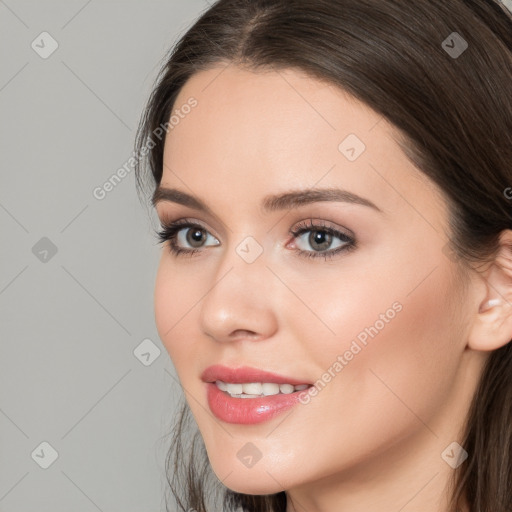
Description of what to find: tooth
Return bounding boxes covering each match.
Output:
[242,383,263,395]
[217,381,309,397]
[262,383,280,396]
[226,383,243,395]
[279,384,295,394]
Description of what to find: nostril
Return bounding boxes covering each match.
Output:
[230,329,259,340]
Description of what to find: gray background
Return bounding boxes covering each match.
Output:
[0,1,208,510]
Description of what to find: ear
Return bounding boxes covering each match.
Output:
[467,230,512,352]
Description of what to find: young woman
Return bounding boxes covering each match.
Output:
[134,1,512,510]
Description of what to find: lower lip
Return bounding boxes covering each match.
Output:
[206,382,310,424]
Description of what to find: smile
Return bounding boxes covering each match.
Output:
[216,380,310,398]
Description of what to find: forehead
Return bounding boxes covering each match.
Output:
[168,64,385,158]
[161,64,445,222]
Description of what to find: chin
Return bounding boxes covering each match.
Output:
[223,480,285,496]
[209,462,287,495]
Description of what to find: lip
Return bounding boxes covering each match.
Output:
[201,365,312,425]
[205,383,310,424]
[200,364,311,386]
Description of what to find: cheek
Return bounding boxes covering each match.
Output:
[307,261,462,437]
[153,258,205,368]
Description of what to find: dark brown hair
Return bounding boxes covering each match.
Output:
[134,1,512,510]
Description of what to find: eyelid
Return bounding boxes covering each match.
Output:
[157,208,229,238]
[159,217,353,244]
[158,216,221,239]
[288,218,354,240]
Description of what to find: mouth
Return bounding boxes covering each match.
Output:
[201,365,314,423]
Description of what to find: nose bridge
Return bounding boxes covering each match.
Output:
[198,233,277,341]
[212,231,269,293]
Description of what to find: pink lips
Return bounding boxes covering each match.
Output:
[201,364,312,425]
[200,364,311,386]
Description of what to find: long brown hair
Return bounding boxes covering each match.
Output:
[134,1,512,510]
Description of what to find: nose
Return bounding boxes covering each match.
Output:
[198,245,278,344]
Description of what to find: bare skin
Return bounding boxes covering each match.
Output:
[152,64,512,512]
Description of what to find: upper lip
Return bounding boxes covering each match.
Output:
[201,364,312,386]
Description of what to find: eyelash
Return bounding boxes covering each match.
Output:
[154,218,356,261]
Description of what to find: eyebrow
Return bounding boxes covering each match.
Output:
[152,186,382,214]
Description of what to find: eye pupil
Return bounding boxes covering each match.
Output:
[187,228,206,247]
[309,230,332,250]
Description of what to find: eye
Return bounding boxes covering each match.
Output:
[289,219,356,260]
[155,217,356,261]
[155,218,220,257]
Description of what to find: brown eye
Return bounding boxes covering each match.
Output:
[186,227,208,248]
[293,227,352,254]
[289,220,356,260]
[175,224,219,250]
[308,230,333,251]
[156,219,220,257]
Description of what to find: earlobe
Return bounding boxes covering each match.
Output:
[466,230,512,352]
[468,297,512,351]
[478,298,503,313]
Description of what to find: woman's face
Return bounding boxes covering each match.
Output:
[153,64,482,500]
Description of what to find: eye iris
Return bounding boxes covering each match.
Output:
[309,230,332,251]
[186,228,206,248]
